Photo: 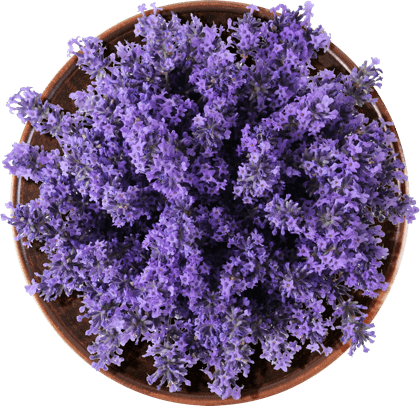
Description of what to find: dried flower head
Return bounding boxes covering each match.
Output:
[2,2,418,400]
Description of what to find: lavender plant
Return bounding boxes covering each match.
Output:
[3,2,418,400]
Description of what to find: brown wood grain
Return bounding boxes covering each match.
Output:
[10,1,408,404]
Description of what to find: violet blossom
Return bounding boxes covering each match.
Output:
[2,2,418,400]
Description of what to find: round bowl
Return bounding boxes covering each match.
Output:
[11,1,408,405]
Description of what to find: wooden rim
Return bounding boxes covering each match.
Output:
[11,2,408,404]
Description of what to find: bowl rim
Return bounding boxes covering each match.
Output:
[10,1,409,405]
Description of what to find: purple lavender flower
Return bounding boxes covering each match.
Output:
[2,2,418,400]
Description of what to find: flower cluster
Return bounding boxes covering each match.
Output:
[3,2,418,400]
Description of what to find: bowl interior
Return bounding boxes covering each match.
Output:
[13,2,407,405]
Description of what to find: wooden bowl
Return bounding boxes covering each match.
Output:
[11,1,408,404]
